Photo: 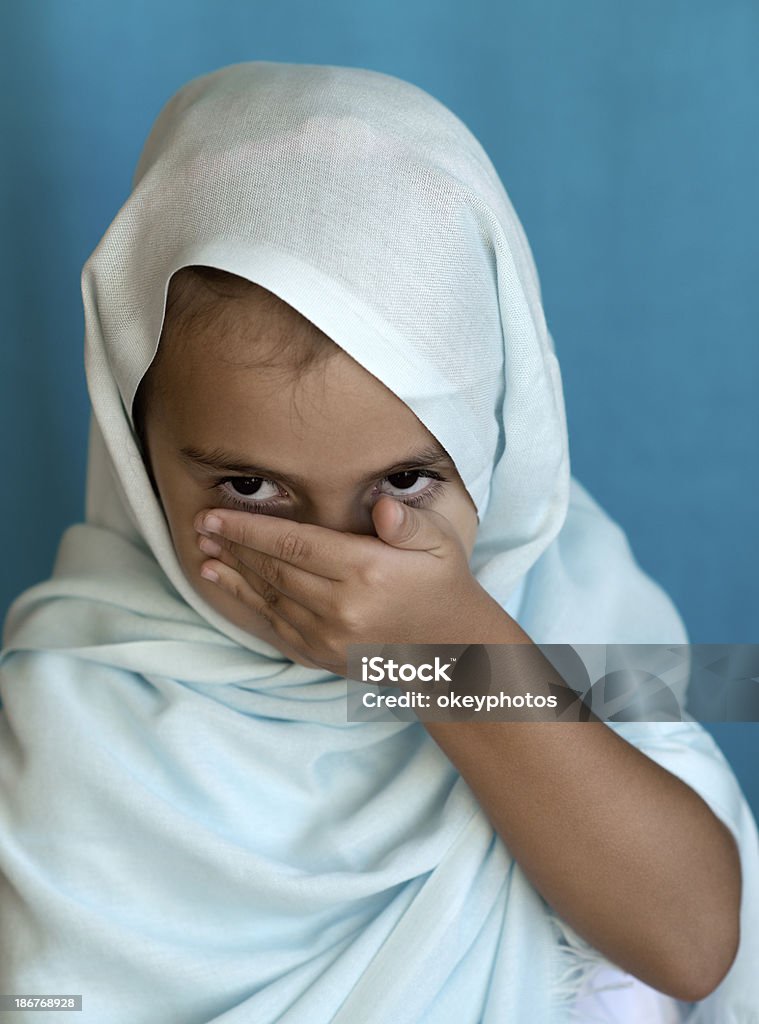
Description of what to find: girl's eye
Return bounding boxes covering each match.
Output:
[378,470,440,501]
[216,476,282,511]
[211,469,448,514]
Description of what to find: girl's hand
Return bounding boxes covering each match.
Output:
[193,495,507,676]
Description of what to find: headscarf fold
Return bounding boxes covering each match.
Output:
[2,61,757,1023]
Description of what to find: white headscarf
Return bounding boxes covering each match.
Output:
[2,61,757,1024]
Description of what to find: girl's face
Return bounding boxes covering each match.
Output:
[138,282,480,658]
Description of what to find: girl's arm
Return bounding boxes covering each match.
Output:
[422,603,742,1003]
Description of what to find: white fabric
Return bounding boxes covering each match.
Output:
[1,60,758,1024]
[572,966,685,1023]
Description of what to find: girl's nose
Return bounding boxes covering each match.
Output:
[296,500,379,537]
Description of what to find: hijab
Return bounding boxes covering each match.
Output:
[2,61,757,1024]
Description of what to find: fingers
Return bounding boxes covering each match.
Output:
[195,509,372,580]
[197,533,334,621]
[198,547,317,645]
[199,530,336,611]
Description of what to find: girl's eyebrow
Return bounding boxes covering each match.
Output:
[177,441,454,488]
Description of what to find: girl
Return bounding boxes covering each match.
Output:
[1,61,757,1024]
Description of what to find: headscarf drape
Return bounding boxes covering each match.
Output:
[2,61,757,1024]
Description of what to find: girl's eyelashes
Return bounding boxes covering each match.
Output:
[210,469,449,515]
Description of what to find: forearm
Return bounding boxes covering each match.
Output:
[421,602,742,1001]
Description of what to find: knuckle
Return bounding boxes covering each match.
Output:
[339,606,364,633]
[228,575,245,603]
[257,555,282,587]
[321,630,345,660]
[275,529,309,565]
[256,605,275,628]
[329,600,364,635]
[360,560,385,590]
[259,580,280,608]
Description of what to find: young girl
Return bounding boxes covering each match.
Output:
[1,61,757,1024]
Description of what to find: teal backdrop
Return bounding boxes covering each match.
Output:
[1,1,757,814]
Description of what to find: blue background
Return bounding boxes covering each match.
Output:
[1,2,757,815]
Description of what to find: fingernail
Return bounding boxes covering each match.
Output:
[203,514,223,533]
[201,566,219,583]
[199,536,222,556]
[194,513,211,535]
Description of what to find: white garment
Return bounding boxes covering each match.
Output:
[572,966,685,1024]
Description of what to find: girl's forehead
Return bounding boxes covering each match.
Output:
[159,272,332,368]
[157,331,435,454]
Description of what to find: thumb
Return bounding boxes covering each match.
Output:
[373,496,450,553]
